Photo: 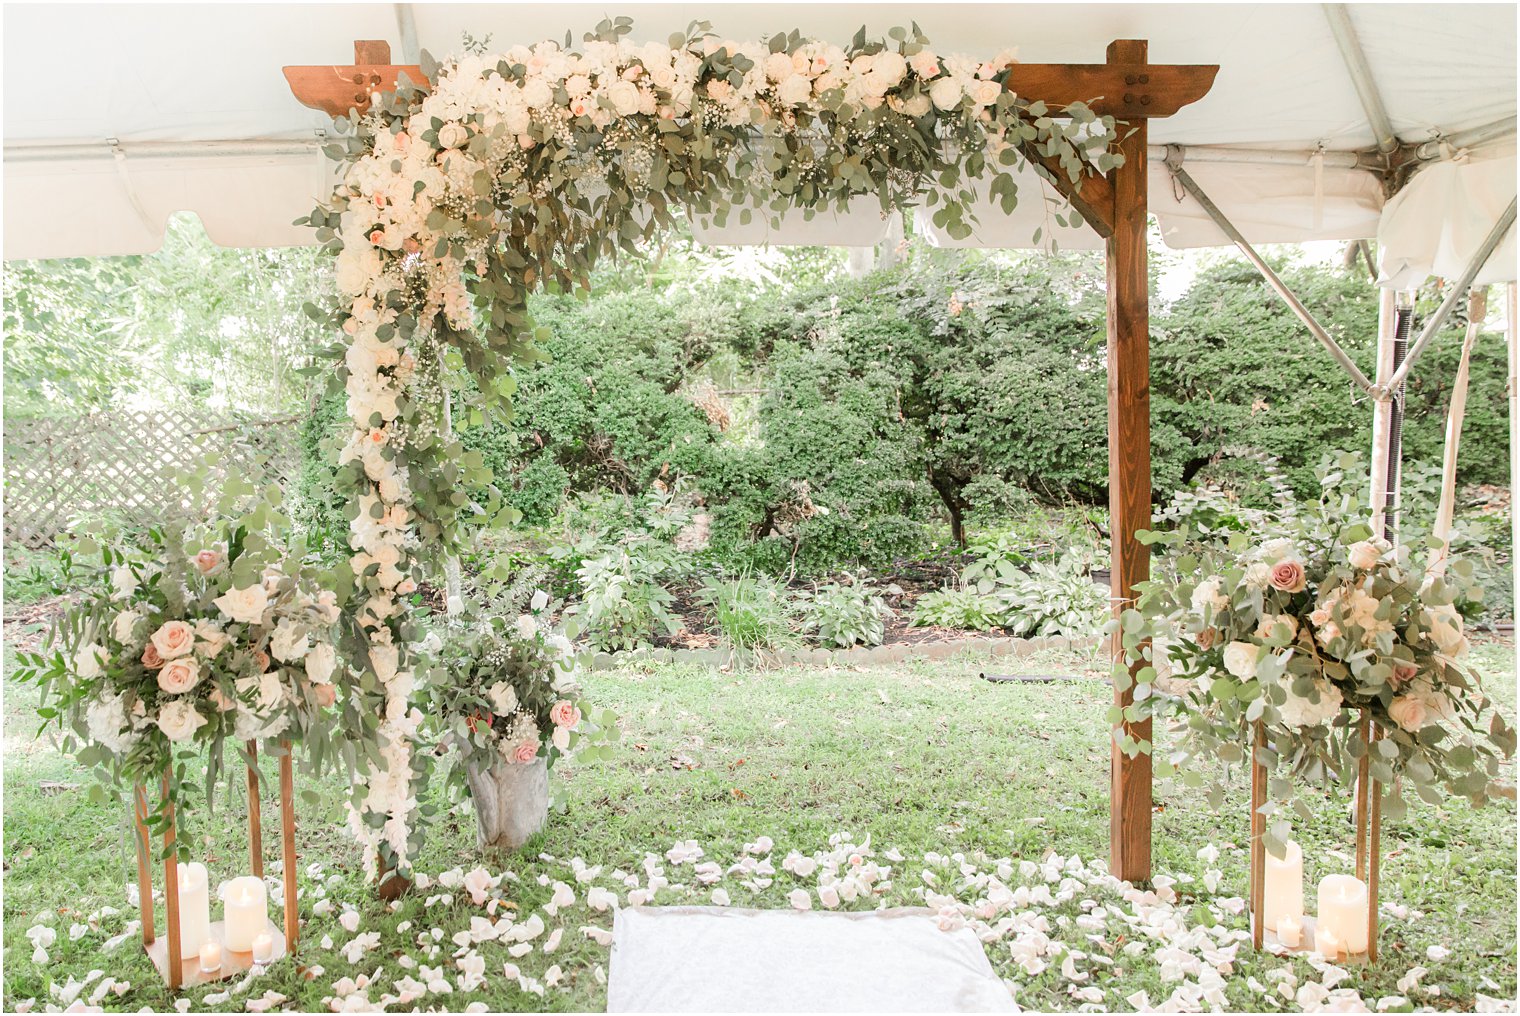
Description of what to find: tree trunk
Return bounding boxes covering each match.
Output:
[465,756,549,851]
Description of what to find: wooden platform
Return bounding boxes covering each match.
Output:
[145,921,286,988]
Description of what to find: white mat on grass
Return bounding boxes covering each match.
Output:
[606,905,1016,1013]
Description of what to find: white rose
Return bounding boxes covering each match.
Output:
[902,93,931,117]
[929,76,964,111]
[763,51,795,82]
[1222,641,1260,680]
[74,643,106,680]
[111,610,142,644]
[776,74,813,107]
[530,590,550,612]
[270,619,310,663]
[1347,540,1383,571]
[487,681,519,715]
[194,619,230,657]
[607,80,641,116]
[86,690,136,754]
[515,614,539,641]
[436,122,469,149]
[872,51,908,87]
[1243,562,1273,589]
[1190,577,1230,616]
[971,78,1003,106]
[110,565,137,602]
[214,584,270,625]
[370,643,399,684]
[305,641,338,685]
[156,699,207,743]
[1421,604,1466,656]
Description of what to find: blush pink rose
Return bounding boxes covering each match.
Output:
[156,657,202,695]
[1387,694,1430,732]
[208,686,237,712]
[150,620,196,660]
[512,738,540,764]
[141,643,165,670]
[1390,663,1419,690]
[314,683,337,707]
[193,549,221,574]
[549,700,581,728]
[1268,560,1307,593]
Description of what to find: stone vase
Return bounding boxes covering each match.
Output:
[464,755,548,851]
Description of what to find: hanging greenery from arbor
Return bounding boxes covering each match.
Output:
[302,17,1121,877]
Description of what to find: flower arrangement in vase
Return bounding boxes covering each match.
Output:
[423,591,620,850]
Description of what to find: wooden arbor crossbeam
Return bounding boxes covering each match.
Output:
[284,36,1216,886]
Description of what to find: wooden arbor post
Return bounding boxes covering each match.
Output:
[1011,40,1215,883]
[287,36,1216,887]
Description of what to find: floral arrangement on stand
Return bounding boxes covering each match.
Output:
[302,17,1122,875]
[13,515,347,850]
[1111,457,1515,849]
[422,592,619,848]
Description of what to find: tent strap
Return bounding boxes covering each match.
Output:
[1382,198,1517,393]
[1428,289,1486,579]
[1163,146,1377,394]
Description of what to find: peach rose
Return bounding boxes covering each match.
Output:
[1195,628,1218,651]
[193,549,222,574]
[1268,560,1307,593]
[1390,663,1419,690]
[150,620,196,660]
[549,700,581,728]
[512,738,540,764]
[1387,694,1430,732]
[208,685,237,712]
[253,649,271,673]
[141,643,165,670]
[156,657,202,695]
[314,683,338,707]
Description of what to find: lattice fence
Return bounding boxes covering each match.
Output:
[3,410,301,548]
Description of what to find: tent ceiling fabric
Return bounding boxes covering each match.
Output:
[3,2,1515,277]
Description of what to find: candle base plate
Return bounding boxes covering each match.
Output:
[145,921,287,989]
[1251,914,1369,966]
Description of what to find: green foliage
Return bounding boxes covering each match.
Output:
[509,455,571,526]
[794,575,896,648]
[994,552,1109,638]
[912,587,1003,632]
[1152,259,1510,496]
[2,215,329,417]
[697,572,801,657]
[569,545,683,652]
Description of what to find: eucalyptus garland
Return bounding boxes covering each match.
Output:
[303,18,1122,877]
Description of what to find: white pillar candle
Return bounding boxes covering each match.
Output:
[175,862,212,960]
[1317,874,1369,956]
[1263,840,1304,935]
[251,931,275,964]
[223,876,269,952]
[199,940,222,974]
[1277,914,1303,949]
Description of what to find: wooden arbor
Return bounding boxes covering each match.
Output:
[286,38,1217,884]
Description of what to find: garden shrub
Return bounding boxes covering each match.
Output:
[794,575,896,648]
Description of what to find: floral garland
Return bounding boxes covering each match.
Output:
[1113,462,1513,849]
[14,517,345,849]
[303,18,1121,876]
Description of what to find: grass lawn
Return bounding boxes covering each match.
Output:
[3,636,1515,1012]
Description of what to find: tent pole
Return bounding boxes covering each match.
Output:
[1105,39,1152,886]
[1430,288,1487,577]
[1165,154,1376,392]
[1323,4,1399,155]
[1509,283,1519,622]
[1368,290,1400,531]
[1384,198,1518,392]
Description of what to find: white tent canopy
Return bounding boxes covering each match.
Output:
[3,2,1515,284]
